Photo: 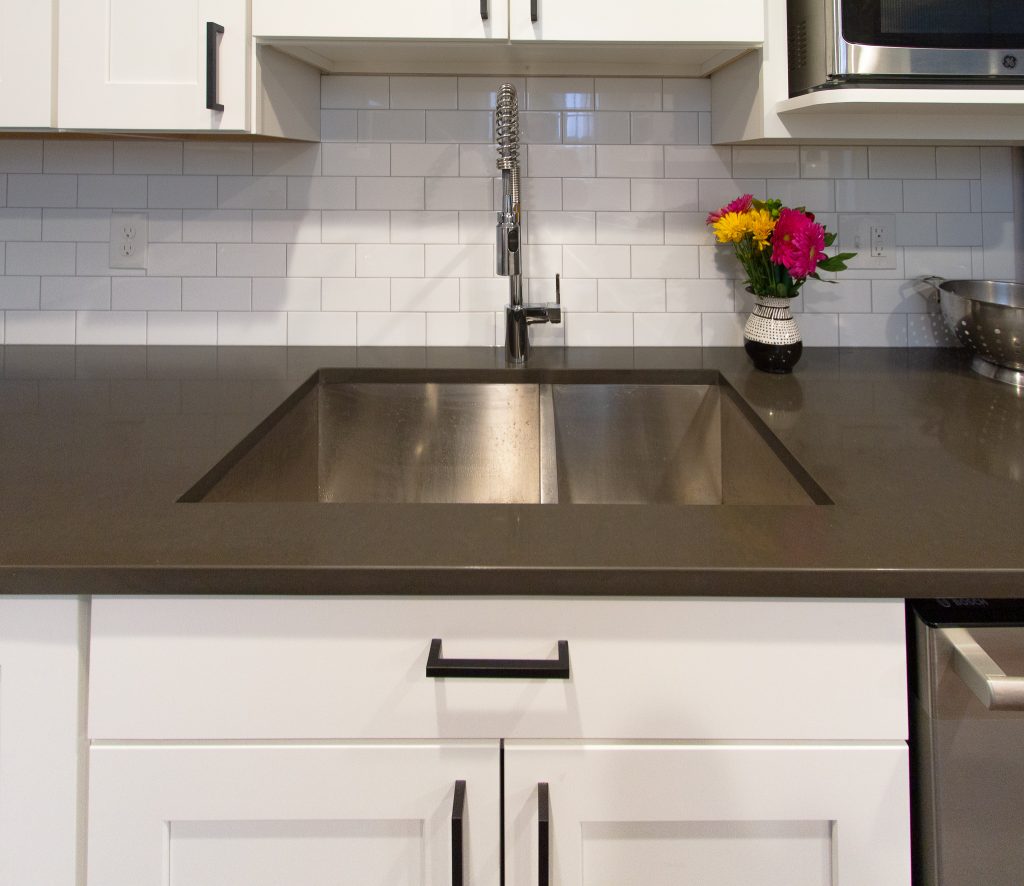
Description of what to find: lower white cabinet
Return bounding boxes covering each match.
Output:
[0,598,81,886]
[88,743,501,886]
[504,742,911,886]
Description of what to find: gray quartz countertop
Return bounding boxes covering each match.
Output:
[0,344,1021,597]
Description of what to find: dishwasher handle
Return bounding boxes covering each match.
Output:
[426,639,570,679]
[941,626,1024,711]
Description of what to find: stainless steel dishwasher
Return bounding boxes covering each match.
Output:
[910,599,1024,886]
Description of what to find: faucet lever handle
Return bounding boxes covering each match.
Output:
[555,273,560,306]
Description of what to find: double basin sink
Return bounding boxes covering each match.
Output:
[183,369,829,506]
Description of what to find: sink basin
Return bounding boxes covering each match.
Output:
[182,370,829,506]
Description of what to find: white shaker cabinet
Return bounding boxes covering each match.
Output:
[0,598,82,886]
[0,0,53,128]
[88,743,501,886]
[505,743,911,886]
[509,0,763,44]
[254,0,509,41]
[58,0,249,131]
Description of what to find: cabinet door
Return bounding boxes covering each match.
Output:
[505,742,910,886]
[58,0,247,131]
[0,1,53,127]
[254,0,508,41]
[510,0,763,42]
[0,598,81,886]
[88,742,500,886]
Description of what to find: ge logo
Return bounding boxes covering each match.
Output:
[1003,55,1018,69]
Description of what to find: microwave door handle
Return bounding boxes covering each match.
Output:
[940,627,1024,711]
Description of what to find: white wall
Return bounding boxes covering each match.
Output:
[0,74,1011,347]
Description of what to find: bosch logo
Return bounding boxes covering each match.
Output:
[1003,55,1018,69]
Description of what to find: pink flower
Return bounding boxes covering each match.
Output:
[771,208,827,278]
[706,193,753,225]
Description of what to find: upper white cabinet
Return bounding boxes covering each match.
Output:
[0,0,53,128]
[252,0,763,77]
[255,0,509,41]
[711,1,1024,143]
[59,0,248,131]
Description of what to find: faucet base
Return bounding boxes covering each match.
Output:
[505,305,529,364]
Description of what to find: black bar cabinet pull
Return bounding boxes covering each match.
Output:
[452,780,466,886]
[480,0,488,20]
[206,22,225,112]
[531,0,538,22]
[426,639,570,679]
[538,782,550,886]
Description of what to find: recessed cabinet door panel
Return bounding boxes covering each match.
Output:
[504,743,911,886]
[509,0,763,42]
[0,0,53,127]
[0,599,80,886]
[254,0,509,41]
[58,0,247,131]
[88,743,501,886]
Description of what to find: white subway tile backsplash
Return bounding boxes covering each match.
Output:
[597,145,663,178]
[563,112,630,145]
[113,141,183,175]
[357,244,424,277]
[358,110,426,142]
[42,208,109,242]
[391,211,459,244]
[425,111,495,144]
[523,244,562,279]
[664,212,708,245]
[664,145,731,179]
[183,143,252,175]
[894,213,936,247]
[596,78,662,111]
[835,179,904,213]
[322,210,390,244]
[566,312,633,346]
[839,313,908,347]
[75,243,143,277]
[527,78,594,111]
[218,311,287,346]
[458,211,494,244]
[390,76,458,109]
[79,175,148,209]
[937,213,983,247]
[253,144,322,177]
[701,312,745,346]
[630,112,701,146]
[426,312,496,346]
[666,279,734,312]
[146,311,217,345]
[598,279,665,312]
[287,244,355,277]
[936,147,981,180]
[253,278,321,312]
[563,178,630,211]
[145,176,215,209]
[634,312,701,345]
[0,174,6,207]
[871,280,933,314]
[798,313,840,346]
[520,112,563,145]
[287,177,356,210]
[802,278,872,313]
[980,147,1014,212]
[112,277,181,310]
[323,109,358,140]
[458,144,497,177]
[147,243,217,277]
[391,277,459,311]
[7,242,76,276]
[596,212,663,245]
[182,277,250,311]
[903,180,971,213]
[357,311,426,346]
[529,145,595,178]
[322,278,390,311]
[218,177,287,210]
[8,174,77,208]
[868,146,935,180]
[563,244,630,278]
[663,79,710,112]
[288,311,357,346]
[460,277,510,311]
[530,211,595,244]
[182,209,252,243]
[43,141,113,174]
[425,244,492,277]
[359,177,424,210]
[218,244,286,278]
[903,246,973,279]
[766,179,835,212]
[0,141,43,173]
[425,177,489,210]
[76,310,146,345]
[0,277,41,309]
[698,179,767,212]
[41,276,110,310]
[252,210,321,243]
[630,179,697,212]
[322,75,389,110]
[457,77,526,110]
[801,147,868,179]
[392,144,459,177]
[0,208,42,240]
[519,178,562,210]
[631,245,698,278]
[322,144,390,177]
[7,310,75,343]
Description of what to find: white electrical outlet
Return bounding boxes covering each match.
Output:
[837,214,896,270]
[109,212,148,270]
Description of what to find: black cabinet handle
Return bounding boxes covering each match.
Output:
[426,639,570,679]
[480,0,488,20]
[531,0,538,22]
[538,782,550,886]
[206,22,224,112]
[452,780,466,886]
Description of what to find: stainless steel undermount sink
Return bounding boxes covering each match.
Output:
[181,370,830,506]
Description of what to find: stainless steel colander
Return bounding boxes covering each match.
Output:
[924,278,1024,387]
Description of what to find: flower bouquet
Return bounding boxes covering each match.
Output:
[707,195,856,373]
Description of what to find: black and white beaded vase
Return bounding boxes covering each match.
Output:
[743,294,803,374]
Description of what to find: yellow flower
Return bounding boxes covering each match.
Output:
[712,211,749,244]
[747,208,776,250]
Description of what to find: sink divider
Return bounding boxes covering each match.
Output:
[539,384,559,505]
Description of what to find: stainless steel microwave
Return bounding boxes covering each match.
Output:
[787,0,1024,96]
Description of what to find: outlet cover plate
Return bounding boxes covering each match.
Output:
[837,213,896,270]
[109,212,148,270]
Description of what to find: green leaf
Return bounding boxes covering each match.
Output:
[823,231,837,247]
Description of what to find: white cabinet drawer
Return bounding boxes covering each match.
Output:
[88,597,907,741]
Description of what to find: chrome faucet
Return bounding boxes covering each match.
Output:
[495,82,561,364]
